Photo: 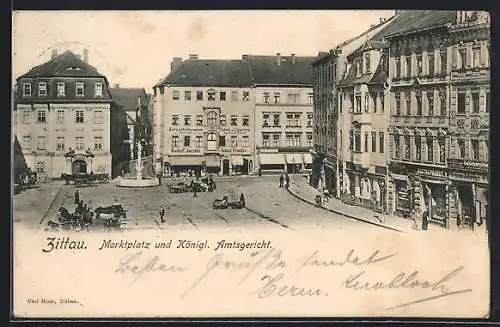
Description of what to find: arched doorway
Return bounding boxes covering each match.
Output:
[222,159,230,176]
[72,159,87,174]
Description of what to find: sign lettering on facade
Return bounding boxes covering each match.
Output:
[168,127,203,133]
[220,147,249,153]
[448,158,488,172]
[220,127,251,134]
[170,148,201,153]
[417,168,446,178]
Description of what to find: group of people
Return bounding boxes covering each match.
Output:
[73,190,93,226]
[279,174,290,188]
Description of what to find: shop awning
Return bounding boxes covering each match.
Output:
[231,155,244,166]
[302,153,313,164]
[205,156,220,167]
[259,153,285,165]
[169,156,203,166]
[285,153,303,164]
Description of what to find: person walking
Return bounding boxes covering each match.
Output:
[279,174,284,188]
[285,174,290,189]
[422,211,429,231]
[240,193,246,207]
[74,190,80,205]
[193,183,198,198]
[159,206,166,223]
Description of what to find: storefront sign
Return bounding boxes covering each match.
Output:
[417,168,447,179]
[448,158,488,172]
[450,171,487,183]
[168,127,203,133]
[170,148,201,153]
[220,127,251,134]
[220,147,248,153]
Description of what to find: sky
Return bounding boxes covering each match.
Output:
[12,10,395,91]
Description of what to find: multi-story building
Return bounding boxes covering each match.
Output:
[447,11,490,230]
[153,54,255,176]
[311,15,394,195]
[13,50,128,179]
[248,54,315,174]
[386,11,459,227]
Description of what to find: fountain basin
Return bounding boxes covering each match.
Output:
[117,176,160,188]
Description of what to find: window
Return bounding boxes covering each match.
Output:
[307,114,313,127]
[287,114,294,126]
[394,134,400,158]
[440,94,447,116]
[471,92,480,113]
[457,139,465,158]
[486,92,490,112]
[76,83,85,96]
[196,136,202,148]
[427,93,434,116]
[356,62,361,77]
[440,50,447,74]
[172,136,179,148]
[355,96,361,113]
[76,110,84,123]
[287,93,299,104]
[426,137,434,162]
[95,83,103,97]
[364,53,370,73]
[272,134,280,147]
[231,115,237,126]
[439,137,446,162]
[196,115,203,126]
[349,130,353,150]
[206,112,217,125]
[473,48,481,68]
[75,136,84,150]
[416,93,422,116]
[184,115,191,126]
[308,93,314,104]
[339,94,343,113]
[37,110,47,123]
[196,90,203,101]
[264,92,270,103]
[94,136,103,151]
[220,115,227,126]
[184,90,191,101]
[22,110,31,124]
[36,161,46,173]
[242,135,249,147]
[273,114,280,126]
[220,91,226,101]
[57,82,65,96]
[219,135,226,146]
[263,114,270,127]
[207,133,217,150]
[364,94,369,113]
[242,91,249,101]
[172,90,180,100]
[274,92,280,103]
[293,114,300,126]
[94,110,104,124]
[364,132,369,152]
[371,132,377,153]
[428,52,434,76]
[406,55,412,77]
[457,93,466,113]
[242,115,249,126]
[38,82,47,96]
[395,58,401,78]
[306,133,313,147]
[172,115,179,125]
[231,135,238,146]
[286,134,294,147]
[415,136,421,161]
[379,132,384,153]
[469,139,479,160]
[184,136,191,147]
[459,48,467,69]
[23,136,32,149]
[231,91,238,102]
[263,134,270,147]
[23,83,31,97]
[354,131,361,152]
[416,54,423,76]
[208,89,216,101]
[339,130,342,148]
[56,137,65,151]
[395,93,401,116]
[403,94,411,115]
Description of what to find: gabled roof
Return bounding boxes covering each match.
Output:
[368,53,389,85]
[110,88,147,112]
[247,55,316,86]
[383,10,457,39]
[17,50,105,79]
[158,59,253,87]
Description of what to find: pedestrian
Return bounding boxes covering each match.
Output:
[240,193,246,207]
[258,168,262,176]
[279,174,284,188]
[74,190,80,205]
[422,211,429,231]
[159,206,165,223]
[157,173,162,186]
[193,184,198,198]
[285,174,290,189]
[323,188,329,202]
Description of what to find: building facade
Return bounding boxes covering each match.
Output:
[153,55,255,176]
[249,54,315,174]
[13,50,128,179]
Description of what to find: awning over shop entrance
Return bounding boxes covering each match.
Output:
[285,153,303,164]
[259,153,285,165]
[169,156,203,166]
[205,156,220,167]
[231,155,244,166]
[302,153,313,164]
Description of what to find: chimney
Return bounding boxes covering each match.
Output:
[380,17,386,23]
[291,53,296,64]
[83,48,89,63]
[171,57,182,72]
[242,54,248,60]
[137,97,141,106]
[51,49,58,59]
[188,54,198,60]
[276,53,281,65]
[114,84,120,88]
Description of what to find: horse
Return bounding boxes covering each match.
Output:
[94,205,126,218]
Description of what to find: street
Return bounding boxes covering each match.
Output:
[13,175,380,233]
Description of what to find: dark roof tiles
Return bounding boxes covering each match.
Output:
[110,88,147,112]
[247,55,316,86]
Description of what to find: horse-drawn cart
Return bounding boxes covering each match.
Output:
[62,173,110,185]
